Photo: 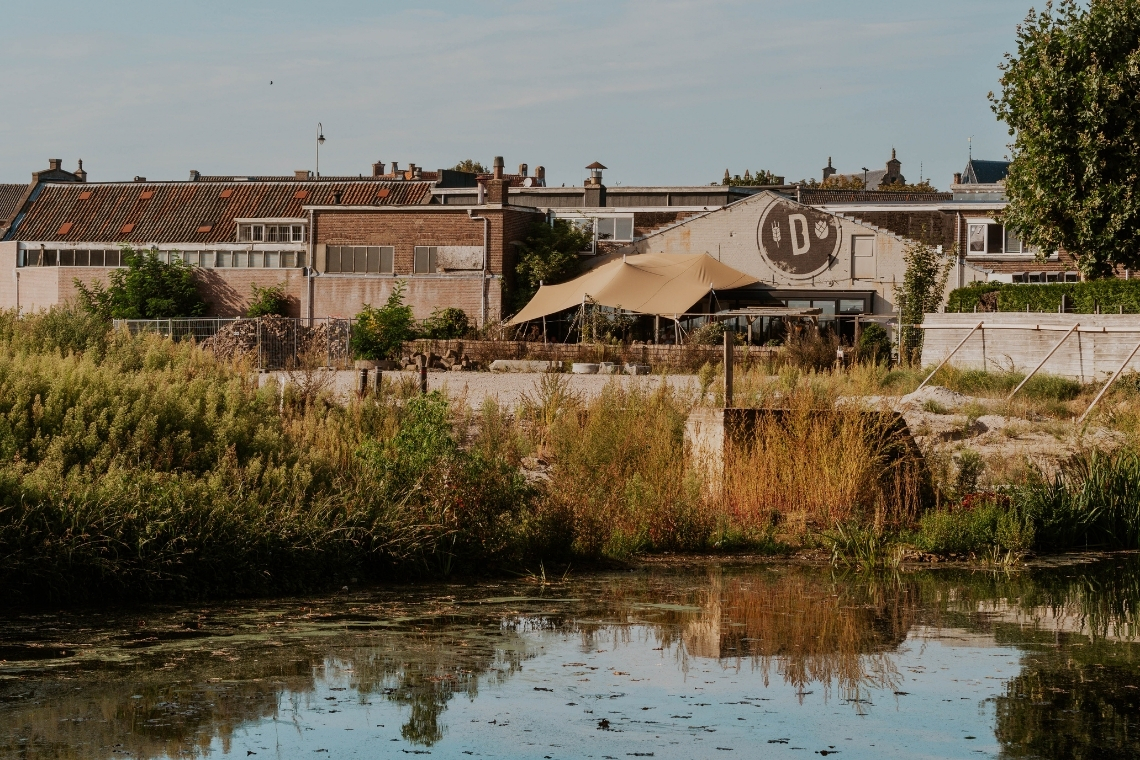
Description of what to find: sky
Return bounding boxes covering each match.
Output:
[0,1,1033,189]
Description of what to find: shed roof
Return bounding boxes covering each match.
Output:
[6,180,434,243]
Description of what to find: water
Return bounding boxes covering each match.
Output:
[2,555,1139,759]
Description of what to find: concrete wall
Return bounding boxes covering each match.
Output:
[919,312,1140,381]
[312,274,494,322]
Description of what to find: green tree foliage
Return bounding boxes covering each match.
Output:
[420,307,470,340]
[452,159,488,174]
[992,0,1140,276]
[855,323,892,364]
[897,241,951,364]
[74,247,205,320]
[512,219,593,313]
[878,179,940,193]
[353,280,416,360]
[245,283,290,317]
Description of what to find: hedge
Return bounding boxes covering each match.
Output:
[945,280,1140,314]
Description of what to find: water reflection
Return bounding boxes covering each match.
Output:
[0,556,1138,759]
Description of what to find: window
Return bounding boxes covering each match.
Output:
[326,246,394,274]
[214,252,227,267]
[74,250,90,266]
[812,300,837,317]
[44,250,57,266]
[851,235,875,279]
[265,251,280,268]
[240,223,304,243]
[233,251,247,268]
[968,221,1033,255]
[59,250,74,266]
[839,299,864,314]
[414,246,438,274]
[592,215,635,242]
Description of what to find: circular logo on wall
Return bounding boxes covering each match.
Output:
[756,200,842,278]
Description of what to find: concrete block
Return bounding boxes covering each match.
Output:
[489,359,559,373]
[572,363,600,374]
[625,363,652,375]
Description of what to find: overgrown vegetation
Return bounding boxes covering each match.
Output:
[897,240,951,364]
[245,283,290,317]
[75,246,206,319]
[419,307,470,340]
[947,279,1140,314]
[353,281,416,360]
[856,323,892,364]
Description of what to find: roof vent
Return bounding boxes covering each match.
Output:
[333,189,343,205]
[372,161,385,177]
[133,176,146,182]
[189,170,200,181]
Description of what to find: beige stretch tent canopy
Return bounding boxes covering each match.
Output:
[508,252,759,325]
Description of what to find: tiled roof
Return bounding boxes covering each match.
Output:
[8,180,434,243]
[962,160,1009,185]
[799,189,953,204]
[0,184,27,222]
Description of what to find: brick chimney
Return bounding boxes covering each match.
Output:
[485,156,509,204]
[534,166,546,187]
[953,172,962,185]
[190,170,201,181]
[48,158,62,171]
[391,161,400,176]
[294,170,310,180]
[372,160,385,177]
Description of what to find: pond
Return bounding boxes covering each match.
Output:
[2,555,1139,759]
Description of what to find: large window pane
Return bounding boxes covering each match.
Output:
[614,217,633,241]
[292,225,304,242]
[265,251,279,268]
[233,251,246,268]
[90,249,105,267]
[59,249,74,266]
[281,251,295,268]
[380,247,394,274]
[74,250,89,266]
[812,300,837,317]
[596,217,615,240]
[1004,226,1022,254]
[839,299,864,314]
[353,247,366,273]
[987,223,1004,253]
[968,224,986,252]
[366,247,380,273]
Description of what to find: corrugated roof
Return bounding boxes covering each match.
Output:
[799,189,953,204]
[9,180,434,243]
[0,184,27,222]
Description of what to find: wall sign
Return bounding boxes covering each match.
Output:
[756,200,842,278]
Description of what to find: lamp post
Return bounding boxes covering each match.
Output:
[861,167,869,191]
[316,123,326,177]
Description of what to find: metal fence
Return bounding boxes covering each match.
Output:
[114,317,353,370]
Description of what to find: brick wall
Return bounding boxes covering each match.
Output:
[194,269,306,317]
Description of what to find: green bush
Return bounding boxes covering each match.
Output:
[947,280,1140,314]
[74,247,206,319]
[420,307,470,340]
[246,283,290,317]
[917,497,1034,555]
[856,323,892,364]
[353,281,416,360]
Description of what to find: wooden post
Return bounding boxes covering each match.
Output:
[418,357,428,395]
[1007,323,1079,400]
[915,321,983,392]
[1078,334,1140,424]
[723,329,734,408]
[356,368,369,397]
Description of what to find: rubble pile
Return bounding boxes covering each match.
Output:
[201,317,351,368]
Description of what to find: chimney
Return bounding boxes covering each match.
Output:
[953,172,962,185]
[822,157,836,181]
[332,189,342,205]
[585,161,606,187]
[75,159,87,182]
[295,170,310,180]
[518,163,528,178]
[535,166,546,187]
[133,176,147,182]
[391,161,399,175]
[412,165,422,179]
[189,169,201,181]
[48,158,62,171]
[486,156,509,204]
[492,156,504,180]
[372,160,385,177]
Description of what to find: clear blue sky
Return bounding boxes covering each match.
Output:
[0,1,1031,190]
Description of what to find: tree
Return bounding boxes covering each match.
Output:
[721,169,783,186]
[992,0,1140,276]
[878,179,940,193]
[75,247,206,320]
[511,219,593,313]
[897,241,951,364]
[353,280,416,360]
[245,283,290,317]
[420,307,469,339]
[452,159,488,174]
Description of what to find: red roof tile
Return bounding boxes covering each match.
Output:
[8,180,434,244]
[57,222,73,235]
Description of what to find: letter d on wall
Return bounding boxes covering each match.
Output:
[788,214,810,255]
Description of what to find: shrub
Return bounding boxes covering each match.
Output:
[856,323,892,365]
[783,329,838,372]
[246,283,290,317]
[512,219,593,313]
[420,307,470,340]
[917,495,1033,555]
[74,247,206,319]
[947,280,1140,314]
[688,321,726,346]
[353,281,416,360]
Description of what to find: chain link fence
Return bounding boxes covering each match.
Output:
[114,317,354,370]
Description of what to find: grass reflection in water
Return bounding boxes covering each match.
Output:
[0,556,1139,758]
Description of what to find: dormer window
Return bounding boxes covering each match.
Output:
[238,222,305,243]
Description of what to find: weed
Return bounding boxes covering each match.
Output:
[922,399,949,414]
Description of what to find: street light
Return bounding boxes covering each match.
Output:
[316,123,326,177]
[861,167,869,191]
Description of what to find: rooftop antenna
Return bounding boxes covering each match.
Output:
[920,162,923,183]
[968,135,973,161]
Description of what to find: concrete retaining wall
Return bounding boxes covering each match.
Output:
[919,312,1140,382]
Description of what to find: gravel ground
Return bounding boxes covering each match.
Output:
[261,369,703,408]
